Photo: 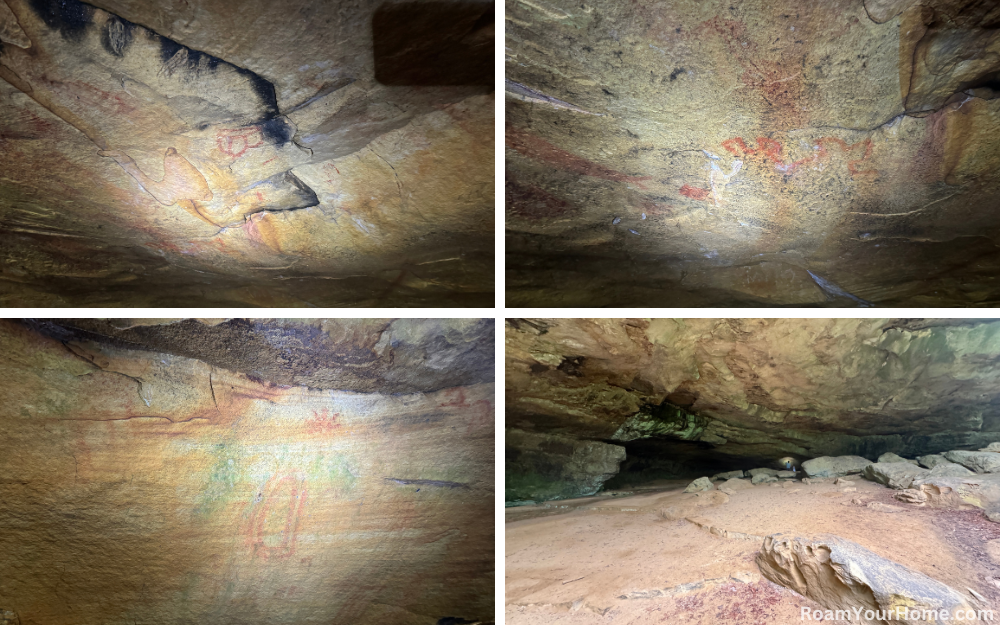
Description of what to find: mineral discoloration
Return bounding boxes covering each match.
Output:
[506,0,1000,306]
[0,319,494,624]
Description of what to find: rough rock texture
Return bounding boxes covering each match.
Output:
[757,534,978,623]
[912,473,1000,516]
[862,461,929,489]
[929,461,976,477]
[505,318,1000,500]
[917,453,949,468]
[719,477,753,491]
[0,0,494,306]
[683,476,713,493]
[505,429,625,503]
[982,443,1000,452]
[802,456,873,478]
[0,319,494,624]
[878,452,918,464]
[944,450,1000,473]
[751,473,777,484]
[748,467,779,477]
[506,0,1000,307]
[712,469,745,480]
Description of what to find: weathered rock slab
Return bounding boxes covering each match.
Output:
[943,450,1000,474]
[802,456,872,478]
[757,534,977,624]
[685,477,714,493]
[862,462,930,490]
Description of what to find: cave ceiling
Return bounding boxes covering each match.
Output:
[506,318,1000,464]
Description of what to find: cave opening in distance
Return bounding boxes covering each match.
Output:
[505,318,1000,623]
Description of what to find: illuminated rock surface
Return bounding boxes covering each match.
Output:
[0,318,494,624]
[505,0,1000,307]
[505,318,1000,501]
[0,0,493,306]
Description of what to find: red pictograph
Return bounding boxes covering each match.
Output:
[304,407,342,434]
[216,127,264,158]
[721,135,876,176]
[246,474,308,559]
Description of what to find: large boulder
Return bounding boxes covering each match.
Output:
[776,470,797,479]
[916,454,949,469]
[684,477,714,493]
[911,473,1000,516]
[877,452,918,465]
[943,450,1000,474]
[862,462,930,490]
[757,534,978,623]
[506,430,626,502]
[747,468,779,477]
[980,443,1000,452]
[928,462,976,478]
[752,473,777,484]
[712,470,745,481]
[801,456,872,478]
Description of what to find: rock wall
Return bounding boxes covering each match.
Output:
[506,318,1000,498]
[506,0,1000,306]
[0,319,494,624]
[505,429,625,504]
[0,0,493,306]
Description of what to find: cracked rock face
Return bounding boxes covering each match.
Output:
[0,0,493,306]
[506,0,1000,307]
[0,319,494,624]
[506,318,1000,501]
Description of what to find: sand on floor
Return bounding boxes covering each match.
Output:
[506,477,1000,624]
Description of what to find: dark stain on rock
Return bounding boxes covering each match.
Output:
[28,0,94,41]
[259,116,295,146]
[100,14,136,57]
[506,176,576,220]
[557,355,586,377]
[669,67,685,81]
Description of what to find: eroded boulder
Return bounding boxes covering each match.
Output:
[878,452,919,465]
[757,534,977,623]
[917,454,949,469]
[980,443,1000,452]
[862,462,930,490]
[943,450,1000,474]
[712,470,745,481]
[929,462,976,478]
[752,474,778,484]
[801,456,872,478]
[747,468,779,477]
[506,430,626,502]
[684,477,714,493]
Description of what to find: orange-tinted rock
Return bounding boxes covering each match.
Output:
[0,319,494,624]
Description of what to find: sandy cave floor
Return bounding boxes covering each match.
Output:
[505,478,1000,624]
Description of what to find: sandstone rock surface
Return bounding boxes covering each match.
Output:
[0,319,494,624]
[684,477,714,493]
[0,0,494,306]
[943,450,1000,474]
[802,456,873,478]
[862,462,930,489]
[757,534,978,623]
[506,319,1000,500]
[506,430,626,503]
[712,470,745,480]
[751,473,777,484]
[878,452,918,465]
[917,454,949,469]
[507,0,1000,307]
